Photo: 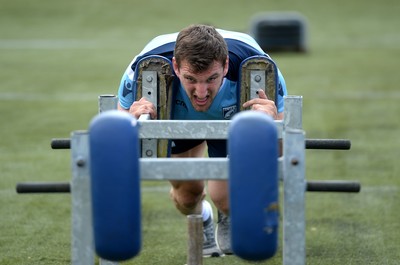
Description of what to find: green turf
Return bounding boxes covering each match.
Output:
[1,0,399,264]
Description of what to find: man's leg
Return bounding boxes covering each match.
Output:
[208,180,233,255]
[169,141,223,257]
[169,180,205,216]
[170,141,207,215]
[170,180,223,258]
[208,180,229,215]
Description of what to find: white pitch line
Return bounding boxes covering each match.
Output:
[0,39,99,49]
[359,185,399,193]
[0,92,100,102]
[312,91,400,100]
[2,90,400,103]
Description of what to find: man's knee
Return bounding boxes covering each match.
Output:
[170,181,205,215]
[210,195,229,215]
[208,180,229,215]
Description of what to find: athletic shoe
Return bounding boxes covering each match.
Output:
[215,211,233,255]
[203,216,223,257]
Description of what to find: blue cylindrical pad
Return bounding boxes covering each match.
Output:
[229,111,279,261]
[89,111,141,261]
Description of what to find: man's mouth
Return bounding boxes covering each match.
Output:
[194,95,209,106]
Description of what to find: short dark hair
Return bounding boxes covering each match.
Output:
[174,24,228,73]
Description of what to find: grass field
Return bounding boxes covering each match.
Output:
[1,0,399,264]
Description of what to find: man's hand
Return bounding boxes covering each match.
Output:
[129,97,157,119]
[242,89,278,119]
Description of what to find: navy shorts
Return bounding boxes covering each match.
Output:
[171,139,227,157]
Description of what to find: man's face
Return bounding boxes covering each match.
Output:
[173,58,229,112]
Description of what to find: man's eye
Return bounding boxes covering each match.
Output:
[207,77,217,83]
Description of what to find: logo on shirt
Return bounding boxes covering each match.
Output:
[122,79,133,97]
[175,99,188,110]
[222,105,237,120]
[278,82,284,97]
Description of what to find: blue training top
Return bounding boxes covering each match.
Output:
[117,29,287,120]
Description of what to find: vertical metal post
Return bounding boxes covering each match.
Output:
[283,95,305,265]
[98,94,120,265]
[283,129,306,265]
[71,131,94,265]
[284,95,303,130]
[187,215,203,265]
[141,71,158,158]
[99,95,118,112]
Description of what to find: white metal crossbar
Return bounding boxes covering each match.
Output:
[138,119,283,139]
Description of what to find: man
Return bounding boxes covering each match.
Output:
[117,24,287,257]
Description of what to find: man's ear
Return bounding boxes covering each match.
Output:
[172,57,180,76]
[223,56,229,76]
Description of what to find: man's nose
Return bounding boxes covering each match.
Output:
[195,82,208,98]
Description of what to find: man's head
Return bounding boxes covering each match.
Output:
[174,24,228,72]
[173,24,229,112]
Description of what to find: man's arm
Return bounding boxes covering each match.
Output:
[242,89,282,120]
[242,89,284,156]
[118,98,157,119]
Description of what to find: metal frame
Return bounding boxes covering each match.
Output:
[71,96,119,265]
[70,93,307,265]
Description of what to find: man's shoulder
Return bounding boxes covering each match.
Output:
[217,29,263,51]
[138,32,178,56]
[217,29,252,41]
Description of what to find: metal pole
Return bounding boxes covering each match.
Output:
[51,135,353,150]
[15,178,361,193]
[141,71,158,158]
[16,182,70,193]
[71,130,94,265]
[98,95,120,265]
[284,95,303,130]
[187,215,203,265]
[305,139,351,150]
[306,180,360,192]
[283,95,305,265]
[98,94,118,113]
[283,128,306,265]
